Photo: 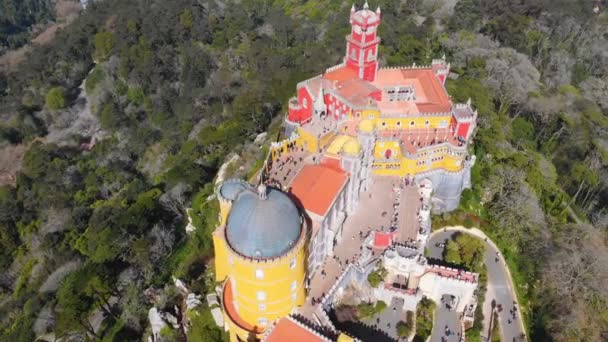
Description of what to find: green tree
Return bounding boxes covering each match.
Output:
[45,87,66,110]
[445,233,486,272]
[94,31,116,61]
[357,300,387,319]
[396,311,414,337]
[180,9,193,30]
[415,298,436,341]
[367,266,388,287]
[511,117,535,149]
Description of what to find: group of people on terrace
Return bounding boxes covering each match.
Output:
[263,145,306,189]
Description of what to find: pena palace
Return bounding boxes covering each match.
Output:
[210,3,479,341]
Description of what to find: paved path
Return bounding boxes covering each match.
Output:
[427,227,526,342]
[361,297,405,340]
[431,294,462,342]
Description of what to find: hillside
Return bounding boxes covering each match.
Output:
[0,0,607,341]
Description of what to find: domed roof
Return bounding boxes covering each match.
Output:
[358,119,375,133]
[226,186,302,259]
[342,138,361,155]
[218,179,248,201]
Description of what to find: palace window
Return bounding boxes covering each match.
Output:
[367,50,375,62]
[256,291,266,301]
[425,120,430,126]
[396,121,401,126]
[259,303,266,311]
[291,280,297,291]
[290,257,296,270]
[255,269,264,279]
[381,121,386,127]
[410,121,415,126]
[258,318,268,326]
[387,88,396,101]
[292,293,297,301]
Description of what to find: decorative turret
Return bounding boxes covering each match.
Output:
[432,55,450,86]
[345,2,381,82]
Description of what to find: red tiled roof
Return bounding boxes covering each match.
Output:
[290,164,348,217]
[265,317,327,342]
[324,66,358,83]
[374,68,452,114]
[373,231,393,249]
[333,78,380,107]
[223,278,264,334]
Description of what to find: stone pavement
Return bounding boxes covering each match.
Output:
[431,294,462,342]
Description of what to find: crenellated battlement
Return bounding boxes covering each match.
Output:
[425,264,478,284]
[296,74,322,89]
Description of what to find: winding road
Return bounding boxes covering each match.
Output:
[427,227,526,342]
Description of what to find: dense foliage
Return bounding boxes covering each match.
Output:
[444,233,486,273]
[0,0,54,50]
[396,311,414,337]
[414,297,436,342]
[0,0,607,341]
[356,300,387,319]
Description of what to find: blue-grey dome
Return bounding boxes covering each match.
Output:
[226,186,302,259]
[219,180,247,201]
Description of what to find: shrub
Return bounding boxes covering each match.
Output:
[45,87,66,110]
[396,311,414,337]
[367,266,388,287]
[85,67,105,93]
[357,300,387,319]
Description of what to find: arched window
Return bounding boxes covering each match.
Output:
[367,50,375,61]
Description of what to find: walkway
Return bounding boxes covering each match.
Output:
[431,295,462,342]
[427,227,526,342]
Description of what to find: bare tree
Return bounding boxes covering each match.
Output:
[540,223,608,341]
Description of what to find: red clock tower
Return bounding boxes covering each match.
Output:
[345,2,381,82]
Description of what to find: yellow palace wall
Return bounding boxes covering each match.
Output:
[213,225,307,337]
[374,115,453,130]
[371,141,466,176]
[229,245,307,324]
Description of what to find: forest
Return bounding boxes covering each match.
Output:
[0,0,607,341]
[0,0,55,50]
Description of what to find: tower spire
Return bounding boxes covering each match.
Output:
[351,3,355,12]
[364,1,369,10]
[376,6,381,14]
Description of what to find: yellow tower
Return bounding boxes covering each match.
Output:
[213,180,307,341]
